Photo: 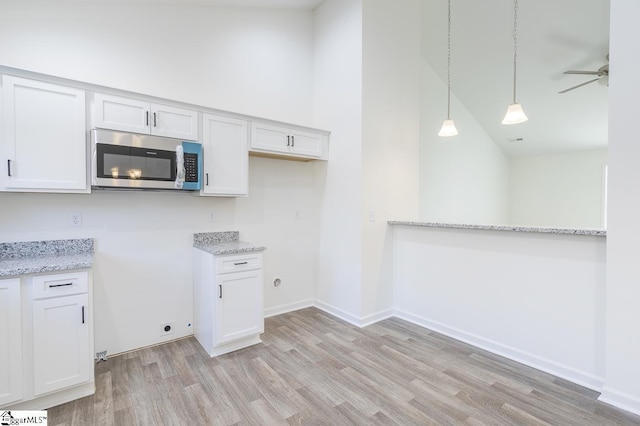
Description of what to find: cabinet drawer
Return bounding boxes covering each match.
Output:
[32,271,88,299]
[215,253,262,274]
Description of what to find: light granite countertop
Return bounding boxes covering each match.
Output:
[193,231,266,256]
[388,221,607,237]
[0,238,94,277]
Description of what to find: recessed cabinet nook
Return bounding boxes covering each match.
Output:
[250,122,326,160]
[0,67,330,196]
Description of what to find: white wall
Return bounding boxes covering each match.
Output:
[509,149,607,228]
[312,0,364,321]
[601,0,640,414]
[419,61,510,225]
[393,225,606,390]
[0,1,313,126]
[0,2,320,356]
[0,157,320,355]
[361,0,421,321]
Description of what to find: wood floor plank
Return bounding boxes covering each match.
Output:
[47,307,640,426]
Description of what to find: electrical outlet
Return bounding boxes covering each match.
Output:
[369,209,376,222]
[96,351,107,362]
[209,211,216,222]
[294,210,301,220]
[70,212,82,227]
[161,321,175,336]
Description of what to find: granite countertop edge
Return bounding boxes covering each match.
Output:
[0,252,94,278]
[193,242,267,256]
[193,231,266,256]
[388,221,607,237]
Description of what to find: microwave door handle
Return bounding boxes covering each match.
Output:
[175,146,185,189]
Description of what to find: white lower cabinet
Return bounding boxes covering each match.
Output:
[193,250,264,357]
[32,293,91,396]
[0,278,23,406]
[3,270,94,410]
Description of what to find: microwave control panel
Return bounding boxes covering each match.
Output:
[184,153,199,183]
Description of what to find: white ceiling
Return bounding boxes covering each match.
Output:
[422,0,610,157]
[61,0,609,157]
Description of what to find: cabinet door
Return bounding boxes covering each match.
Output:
[215,269,264,345]
[93,93,150,134]
[0,278,22,406]
[201,114,248,196]
[151,103,198,140]
[290,129,324,159]
[250,122,289,154]
[32,294,91,396]
[2,76,87,191]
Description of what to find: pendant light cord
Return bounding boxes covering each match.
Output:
[447,0,452,119]
[512,0,519,104]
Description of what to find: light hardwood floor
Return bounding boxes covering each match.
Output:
[49,308,640,425]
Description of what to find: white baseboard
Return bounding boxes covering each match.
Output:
[7,381,95,410]
[313,300,363,327]
[359,308,394,327]
[264,299,314,318]
[599,387,640,416]
[394,308,605,392]
[313,300,393,328]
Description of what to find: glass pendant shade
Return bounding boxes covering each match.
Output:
[501,103,528,125]
[438,119,459,137]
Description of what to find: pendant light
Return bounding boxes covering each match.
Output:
[438,0,458,137]
[502,0,528,125]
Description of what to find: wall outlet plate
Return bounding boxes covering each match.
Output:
[70,212,82,227]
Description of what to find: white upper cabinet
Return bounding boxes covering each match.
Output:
[250,122,327,160]
[93,93,198,141]
[201,114,248,197]
[1,75,87,192]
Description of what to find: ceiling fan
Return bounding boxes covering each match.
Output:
[559,54,609,94]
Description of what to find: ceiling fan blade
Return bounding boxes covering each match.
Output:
[558,78,600,94]
[563,70,600,75]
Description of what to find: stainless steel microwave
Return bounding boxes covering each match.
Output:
[91,129,202,190]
